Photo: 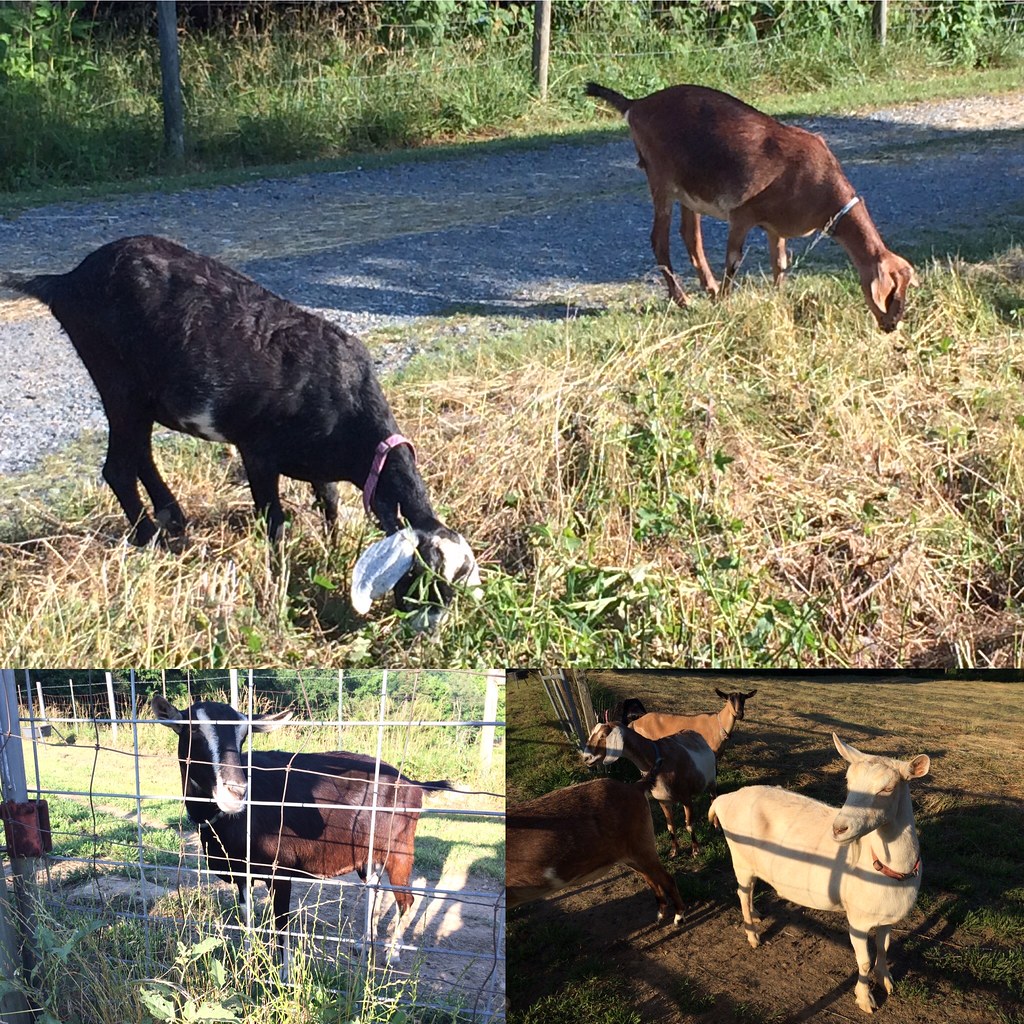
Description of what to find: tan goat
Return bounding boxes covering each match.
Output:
[507,777,684,924]
[585,82,917,332]
[582,721,716,858]
[629,688,756,760]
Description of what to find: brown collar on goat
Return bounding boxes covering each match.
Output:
[871,849,921,880]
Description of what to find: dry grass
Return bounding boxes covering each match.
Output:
[1,255,1023,666]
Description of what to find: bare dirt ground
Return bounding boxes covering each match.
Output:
[508,673,1024,1023]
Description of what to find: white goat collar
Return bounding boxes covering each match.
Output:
[823,196,861,237]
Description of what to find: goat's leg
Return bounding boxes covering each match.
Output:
[648,193,689,306]
[680,208,720,297]
[734,868,762,948]
[721,219,755,297]
[311,481,339,530]
[269,879,293,980]
[682,799,700,857]
[766,228,789,287]
[137,430,187,543]
[102,417,159,545]
[626,858,684,926]
[382,855,416,963]
[658,799,679,859]
[873,924,894,997]
[238,449,287,541]
[847,921,879,1013]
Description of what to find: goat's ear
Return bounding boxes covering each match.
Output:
[832,732,866,763]
[743,689,757,699]
[351,526,418,614]
[904,753,930,780]
[152,694,185,733]
[715,688,729,699]
[252,709,293,733]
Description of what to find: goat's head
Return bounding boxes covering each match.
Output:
[715,688,757,720]
[860,252,918,333]
[152,696,293,815]
[830,732,929,844]
[581,722,626,767]
[350,525,480,631]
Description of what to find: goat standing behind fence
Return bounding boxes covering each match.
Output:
[152,696,454,967]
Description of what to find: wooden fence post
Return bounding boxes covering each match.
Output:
[157,0,185,163]
[532,0,551,99]
[872,0,888,45]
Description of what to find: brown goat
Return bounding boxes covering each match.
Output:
[582,722,716,858]
[506,777,684,924]
[585,82,917,332]
[630,688,756,760]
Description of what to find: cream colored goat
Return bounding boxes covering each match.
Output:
[709,733,930,1015]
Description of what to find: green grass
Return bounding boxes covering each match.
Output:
[1,3,1022,204]
[4,254,1024,668]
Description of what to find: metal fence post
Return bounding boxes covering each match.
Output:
[0,668,37,1019]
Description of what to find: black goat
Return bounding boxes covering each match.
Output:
[152,696,453,964]
[3,235,479,625]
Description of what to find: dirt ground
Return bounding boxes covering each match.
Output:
[507,673,1024,1024]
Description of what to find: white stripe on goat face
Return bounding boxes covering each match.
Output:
[195,707,248,814]
[832,758,903,844]
[581,723,625,767]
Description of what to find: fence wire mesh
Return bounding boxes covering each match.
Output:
[1,668,505,1022]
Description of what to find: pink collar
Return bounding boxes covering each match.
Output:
[363,434,415,517]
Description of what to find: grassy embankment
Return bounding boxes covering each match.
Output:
[1,247,1022,666]
[1,9,1023,666]
[507,672,1024,1024]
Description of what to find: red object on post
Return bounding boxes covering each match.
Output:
[1,800,52,857]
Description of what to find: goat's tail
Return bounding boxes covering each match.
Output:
[708,798,721,830]
[2,272,61,309]
[415,779,456,793]
[584,82,633,115]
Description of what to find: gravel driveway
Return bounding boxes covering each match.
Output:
[2,92,1023,475]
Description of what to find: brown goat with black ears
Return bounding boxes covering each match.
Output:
[585,82,917,332]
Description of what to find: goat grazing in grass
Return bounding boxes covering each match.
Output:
[152,696,454,966]
[4,236,479,627]
[582,720,716,858]
[709,732,930,1014]
[630,688,756,761]
[507,776,684,925]
[585,82,917,332]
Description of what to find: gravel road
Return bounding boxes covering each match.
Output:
[2,92,1023,475]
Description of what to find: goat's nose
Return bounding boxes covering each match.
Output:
[225,780,247,798]
[833,822,849,837]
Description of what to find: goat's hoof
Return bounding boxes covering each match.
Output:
[672,912,683,926]
[744,927,761,949]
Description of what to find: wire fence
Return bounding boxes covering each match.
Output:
[0,668,506,1023]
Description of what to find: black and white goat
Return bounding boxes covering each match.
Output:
[152,696,452,964]
[3,236,479,626]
